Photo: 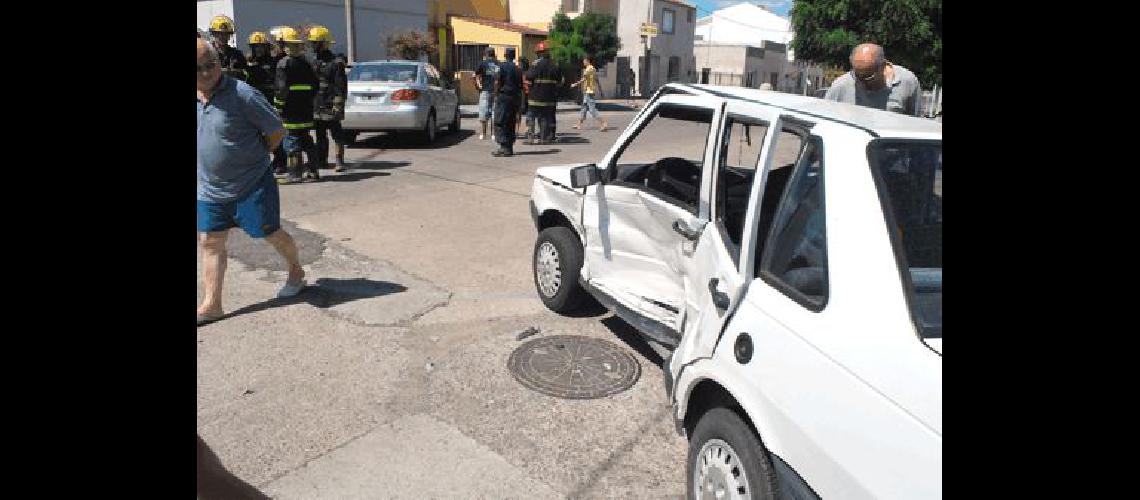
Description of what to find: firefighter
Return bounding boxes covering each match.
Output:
[267,26,292,175]
[491,47,523,157]
[524,41,563,145]
[308,26,349,172]
[207,15,248,81]
[245,31,285,174]
[273,26,320,184]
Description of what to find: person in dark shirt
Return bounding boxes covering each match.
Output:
[473,48,499,141]
[492,48,523,157]
[525,41,563,144]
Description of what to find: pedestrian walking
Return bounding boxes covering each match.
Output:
[197,38,306,326]
[570,56,609,131]
[492,47,523,157]
[273,26,320,184]
[308,25,349,172]
[524,41,562,145]
[473,48,499,141]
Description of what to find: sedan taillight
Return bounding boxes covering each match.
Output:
[391,89,420,101]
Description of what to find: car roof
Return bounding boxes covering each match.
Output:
[354,60,426,66]
[668,83,941,139]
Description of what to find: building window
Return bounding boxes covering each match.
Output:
[457,44,488,72]
[668,56,680,81]
[662,8,675,34]
[688,9,694,23]
[564,0,580,12]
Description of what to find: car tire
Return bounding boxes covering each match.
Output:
[687,407,778,500]
[421,110,437,145]
[533,226,588,313]
[448,107,461,134]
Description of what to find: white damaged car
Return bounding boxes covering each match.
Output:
[528,83,941,499]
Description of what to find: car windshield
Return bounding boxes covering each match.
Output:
[349,63,420,83]
[869,140,942,341]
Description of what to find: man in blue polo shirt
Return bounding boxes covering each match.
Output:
[197,38,306,326]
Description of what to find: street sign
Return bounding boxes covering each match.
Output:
[640,23,659,36]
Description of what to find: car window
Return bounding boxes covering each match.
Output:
[869,140,942,340]
[716,116,769,263]
[349,64,420,83]
[610,104,713,214]
[757,137,827,310]
[753,128,804,261]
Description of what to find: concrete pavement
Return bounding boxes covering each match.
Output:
[197,107,688,499]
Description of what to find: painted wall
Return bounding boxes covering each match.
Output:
[431,0,509,25]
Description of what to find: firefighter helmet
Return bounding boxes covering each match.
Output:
[276,26,304,44]
[248,31,270,45]
[308,25,334,43]
[209,15,235,34]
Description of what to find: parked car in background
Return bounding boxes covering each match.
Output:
[341,61,460,145]
[528,83,941,499]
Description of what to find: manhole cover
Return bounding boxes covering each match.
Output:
[508,335,641,399]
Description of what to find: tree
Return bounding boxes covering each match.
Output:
[547,12,621,68]
[546,12,622,99]
[790,0,941,87]
[386,30,438,61]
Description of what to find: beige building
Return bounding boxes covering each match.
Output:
[694,41,789,89]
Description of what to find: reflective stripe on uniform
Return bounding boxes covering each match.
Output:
[284,122,314,129]
[533,79,559,84]
[289,84,313,90]
[528,100,555,106]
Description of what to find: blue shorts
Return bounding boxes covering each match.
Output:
[283,129,314,154]
[197,171,281,238]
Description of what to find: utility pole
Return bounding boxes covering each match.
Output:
[643,0,652,96]
[345,0,356,64]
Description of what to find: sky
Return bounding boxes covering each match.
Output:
[690,0,792,19]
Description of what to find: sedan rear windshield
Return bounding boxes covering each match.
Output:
[349,64,420,83]
[868,140,942,340]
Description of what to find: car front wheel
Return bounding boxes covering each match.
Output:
[687,407,778,500]
[533,226,587,313]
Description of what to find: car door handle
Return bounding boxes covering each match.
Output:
[673,219,700,241]
[708,278,730,310]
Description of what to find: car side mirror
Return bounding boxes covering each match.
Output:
[570,164,601,189]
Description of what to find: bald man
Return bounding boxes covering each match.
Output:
[824,43,922,116]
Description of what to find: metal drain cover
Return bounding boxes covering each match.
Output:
[508,335,641,399]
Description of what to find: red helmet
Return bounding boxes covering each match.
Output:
[535,40,549,53]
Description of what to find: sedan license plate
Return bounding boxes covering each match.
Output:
[356,94,385,104]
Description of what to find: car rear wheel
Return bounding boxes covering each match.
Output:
[687,407,778,500]
[534,226,587,313]
[421,111,437,145]
[448,107,461,134]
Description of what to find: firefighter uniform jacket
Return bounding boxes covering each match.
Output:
[312,50,348,121]
[245,53,276,101]
[274,55,319,129]
[525,56,562,107]
[215,42,249,82]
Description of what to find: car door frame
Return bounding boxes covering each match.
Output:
[669,100,787,377]
[579,93,725,346]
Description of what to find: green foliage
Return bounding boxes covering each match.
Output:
[546,12,622,68]
[791,0,941,86]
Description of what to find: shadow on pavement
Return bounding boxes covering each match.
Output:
[551,136,591,145]
[317,171,392,182]
[347,160,411,171]
[600,315,666,368]
[216,279,408,322]
[511,149,561,156]
[352,129,474,150]
[197,434,269,500]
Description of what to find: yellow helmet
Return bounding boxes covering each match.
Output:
[248,31,270,45]
[308,25,334,43]
[209,15,235,34]
[276,26,303,44]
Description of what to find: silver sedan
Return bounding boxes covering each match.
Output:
[341,61,461,145]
